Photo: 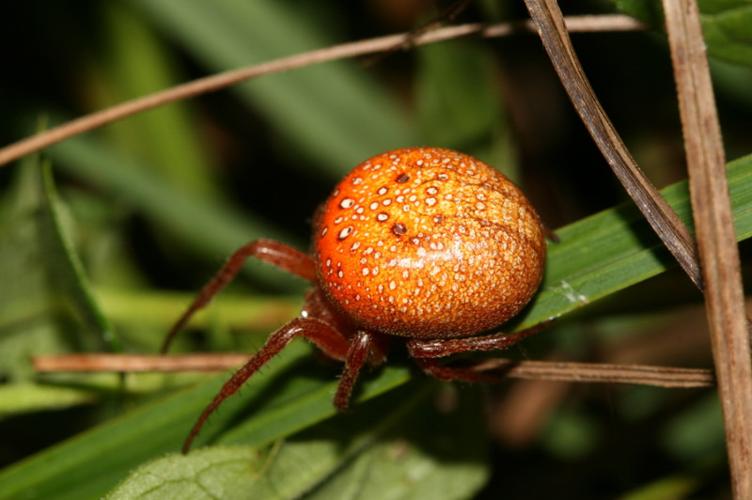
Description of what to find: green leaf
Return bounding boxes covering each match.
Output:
[619,475,699,500]
[0,341,410,500]
[95,1,221,200]
[540,409,601,460]
[613,0,752,68]
[0,162,66,383]
[105,447,265,500]
[39,163,116,350]
[0,384,96,418]
[107,384,487,500]
[415,41,499,148]
[306,388,488,500]
[700,1,752,67]
[661,393,725,461]
[513,152,752,329]
[48,136,304,291]
[2,153,752,499]
[95,287,299,333]
[414,39,520,182]
[129,0,418,177]
[0,153,113,387]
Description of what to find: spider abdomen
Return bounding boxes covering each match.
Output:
[314,147,545,338]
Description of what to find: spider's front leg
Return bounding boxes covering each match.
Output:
[406,324,547,383]
[161,239,315,353]
[182,315,351,453]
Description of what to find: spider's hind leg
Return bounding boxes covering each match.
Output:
[406,323,548,384]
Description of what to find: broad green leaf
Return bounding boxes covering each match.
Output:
[614,0,752,68]
[107,384,487,500]
[129,0,418,177]
[2,154,752,498]
[105,447,265,500]
[306,388,488,500]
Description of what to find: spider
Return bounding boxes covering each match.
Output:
[162,147,547,453]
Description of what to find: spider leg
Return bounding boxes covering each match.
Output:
[333,331,375,411]
[303,318,350,362]
[161,239,315,353]
[413,358,499,383]
[406,323,547,359]
[182,317,346,453]
[407,324,548,383]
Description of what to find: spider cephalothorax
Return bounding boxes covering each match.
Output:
[162,147,546,453]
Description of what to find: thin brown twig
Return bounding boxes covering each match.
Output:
[0,14,643,168]
[661,0,752,496]
[522,0,703,289]
[362,0,474,67]
[32,353,713,388]
[33,354,250,372]
[472,358,713,388]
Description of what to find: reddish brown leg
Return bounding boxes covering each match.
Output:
[182,317,348,453]
[407,324,548,384]
[333,331,374,411]
[161,239,315,354]
[406,323,547,359]
[304,319,351,362]
[414,358,499,383]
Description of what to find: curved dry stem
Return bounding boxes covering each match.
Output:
[523,0,702,289]
[0,15,642,167]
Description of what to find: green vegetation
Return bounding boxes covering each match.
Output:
[1,1,751,498]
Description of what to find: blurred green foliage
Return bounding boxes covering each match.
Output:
[1,1,751,498]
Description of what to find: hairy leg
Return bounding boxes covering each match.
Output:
[162,239,315,353]
[182,317,347,453]
[414,358,499,383]
[333,331,375,411]
[407,324,548,384]
[406,323,547,359]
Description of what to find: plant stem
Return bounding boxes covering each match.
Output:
[661,0,752,495]
[0,15,642,167]
[34,353,713,388]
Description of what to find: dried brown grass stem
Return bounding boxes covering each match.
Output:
[661,0,752,495]
[33,354,250,373]
[522,0,702,289]
[473,358,713,388]
[33,353,713,389]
